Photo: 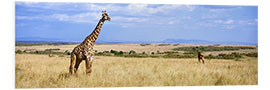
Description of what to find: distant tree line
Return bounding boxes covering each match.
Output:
[172,46,256,51]
[15,46,258,60]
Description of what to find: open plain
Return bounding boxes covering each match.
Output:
[15,44,258,88]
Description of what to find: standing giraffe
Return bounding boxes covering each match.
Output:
[195,47,204,64]
[69,10,111,74]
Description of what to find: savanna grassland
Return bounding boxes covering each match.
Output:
[15,44,258,88]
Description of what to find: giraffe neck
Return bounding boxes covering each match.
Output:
[81,19,105,47]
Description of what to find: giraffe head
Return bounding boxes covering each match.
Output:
[101,10,111,21]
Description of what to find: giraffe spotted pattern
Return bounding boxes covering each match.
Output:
[69,10,111,74]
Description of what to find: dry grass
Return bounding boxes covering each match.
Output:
[15,54,257,88]
[15,44,257,54]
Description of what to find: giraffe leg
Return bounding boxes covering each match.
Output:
[69,54,76,74]
[201,58,205,64]
[85,56,93,74]
[74,59,82,74]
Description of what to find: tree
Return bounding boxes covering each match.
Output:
[129,50,136,54]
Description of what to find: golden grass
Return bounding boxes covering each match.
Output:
[15,54,257,88]
[15,44,257,54]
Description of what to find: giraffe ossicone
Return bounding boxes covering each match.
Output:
[69,11,111,74]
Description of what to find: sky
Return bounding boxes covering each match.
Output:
[15,2,258,44]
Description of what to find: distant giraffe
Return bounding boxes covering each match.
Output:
[69,10,111,74]
[196,47,204,64]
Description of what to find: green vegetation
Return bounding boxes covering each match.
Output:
[140,43,151,46]
[172,46,256,51]
[158,44,170,46]
[242,53,258,57]
[15,45,257,60]
[204,52,258,60]
[15,50,23,54]
[15,48,70,57]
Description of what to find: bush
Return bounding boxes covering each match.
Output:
[110,49,117,54]
[158,44,170,46]
[142,52,146,54]
[129,50,136,54]
[217,52,242,59]
[123,54,148,58]
[172,46,256,52]
[157,50,160,54]
[35,51,39,54]
[183,51,195,54]
[45,48,60,52]
[140,43,151,46]
[67,52,71,55]
[244,53,258,57]
[205,54,216,59]
[16,50,23,54]
[103,51,110,53]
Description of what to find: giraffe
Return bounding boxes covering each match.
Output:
[69,10,111,74]
[195,47,204,64]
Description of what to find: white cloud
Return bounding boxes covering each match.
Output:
[16,12,101,24]
[224,20,234,24]
[207,6,241,12]
[186,5,196,11]
[238,19,257,25]
[16,2,198,27]
[112,16,148,23]
[50,12,101,23]
[214,19,234,24]
[88,3,122,12]
[85,3,193,16]
[182,16,192,19]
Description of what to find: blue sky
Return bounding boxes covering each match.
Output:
[15,2,258,44]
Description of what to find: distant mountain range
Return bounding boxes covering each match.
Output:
[16,37,257,45]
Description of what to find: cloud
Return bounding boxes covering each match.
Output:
[51,12,100,23]
[88,3,122,12]
[16,2,193,26]
[238,19,257,25]
[16,12,100,23]
[86,3,194,16]
[214,19,234,24]
[112,16,148,23]
[201,5,241,12]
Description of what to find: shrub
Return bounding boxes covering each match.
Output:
[129,50,136,54]
[45,48,60,52]
[142,51,146,54]
[140,43,151,46]
[157,50,160,54]
[172,46,256,52]
[244,53,258,57]
[158,44,170,46]
[110,50,117,54]
[67,52,71,55]
[217,52,242,59]
[16,50,23,54]
[103,51,110,53]
[35,51,39,54]
[205,54,216,59]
